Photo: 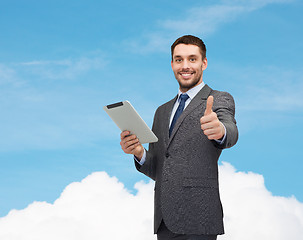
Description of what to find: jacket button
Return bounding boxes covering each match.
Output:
[165,153,169,158]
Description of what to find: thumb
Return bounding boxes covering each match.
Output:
[204,95,214,115]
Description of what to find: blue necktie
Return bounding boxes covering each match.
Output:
[169,93,189,136]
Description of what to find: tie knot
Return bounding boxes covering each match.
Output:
[179,93,189,102]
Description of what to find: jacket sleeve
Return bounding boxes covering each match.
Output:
[212,91,238,149]
[134,107,160,181]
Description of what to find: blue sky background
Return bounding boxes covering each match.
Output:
[0,0,302,217]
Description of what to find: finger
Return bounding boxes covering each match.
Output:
[121,135,137,148]
[121,133,138,144]
[127,142,140,152]
[125,135,138,144]
[206,133,220,140]
[200,112,217,125]
[121,138,139,153]
[125,138,139,148]
[202,123,225,140]
[120,131,130,139]
[200,115,212,125]
[200,122,213,131]
[120,133,136,147]
[204,95,214,116]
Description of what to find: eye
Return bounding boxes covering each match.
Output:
[175,59,182,63]
[189,58,196,62]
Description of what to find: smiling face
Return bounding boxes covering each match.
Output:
[171,44,207,93]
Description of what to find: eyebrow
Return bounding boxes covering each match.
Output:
[173,54,199,59]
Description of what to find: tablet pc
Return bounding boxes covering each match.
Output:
[103,101,158,144]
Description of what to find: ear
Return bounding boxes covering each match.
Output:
[202,57,208,71]
[171,60,173,69]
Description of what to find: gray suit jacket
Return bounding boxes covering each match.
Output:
[135,84,238,235]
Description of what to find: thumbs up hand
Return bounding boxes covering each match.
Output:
[204,95,214,115]
[200,96,225,140]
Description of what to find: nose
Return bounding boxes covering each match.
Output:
[181,59,190,69]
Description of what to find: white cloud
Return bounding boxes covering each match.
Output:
[161,5,246,36]
[0,172,156,240]
[163,0,293,33]
[0,54,111,152]
[0,84,108,152]
[219,162,303,239]
[163,0,295,35]
[0,64,25,87]
[0,162,302,240]
[212,64,303,112]
[204,62,303,134]
[238,81,303,112]
[126,0,294,53]
[0,64,14,83]
[19,56,107,80]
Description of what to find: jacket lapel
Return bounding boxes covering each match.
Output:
[167,84,212,147]
[163,95,178,146]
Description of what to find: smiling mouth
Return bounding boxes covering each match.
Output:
[180,72,194,78]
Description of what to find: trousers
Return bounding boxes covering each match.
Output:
[157,221,217,240]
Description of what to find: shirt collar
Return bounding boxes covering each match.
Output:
[177,82,205,101]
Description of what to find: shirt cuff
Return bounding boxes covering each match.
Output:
[214,122,227,145]
[134,149,146,165]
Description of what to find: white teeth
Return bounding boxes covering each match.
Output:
[181,73,191,76]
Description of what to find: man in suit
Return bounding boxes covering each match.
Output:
[120,35,238,240]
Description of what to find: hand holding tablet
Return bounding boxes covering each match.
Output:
[103,101,158,144]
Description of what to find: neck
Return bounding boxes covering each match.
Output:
[180,79,203,93]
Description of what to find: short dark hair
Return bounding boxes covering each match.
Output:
[171,35,206,60]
